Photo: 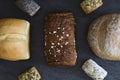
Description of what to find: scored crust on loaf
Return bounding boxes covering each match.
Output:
[0,18,30,61]
[80,0,103,14]
[88,14,120,60]
[44,13,77,67]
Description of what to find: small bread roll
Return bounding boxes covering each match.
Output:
[15,0,40,16]
[82,59,108,80]
[0,18,30,61]
[18,67,41,80]
[80,0,103,14]
[88,14,120,60]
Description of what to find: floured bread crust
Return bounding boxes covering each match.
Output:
[88,14,120,60]
[82,59,108,80]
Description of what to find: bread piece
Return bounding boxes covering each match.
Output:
[88,14,120,60]
[82,59,108,80]
[18,67,41,80]
[80,0,103,14]
[44,13,77,67]
[0,18,30,61]
[15,0,40,16]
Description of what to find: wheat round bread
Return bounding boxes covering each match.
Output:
[88,14,120,60]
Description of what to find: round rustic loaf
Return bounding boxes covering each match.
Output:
[88,14,120,60]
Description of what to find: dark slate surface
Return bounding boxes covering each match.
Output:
[0,0,120,80]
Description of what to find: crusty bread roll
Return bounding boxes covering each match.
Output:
[15,0,40,16]
[80,0,103,14]
[82,59,108,80]
[0,18,30,61]
[18,67,41,80]
[88,14,120,60]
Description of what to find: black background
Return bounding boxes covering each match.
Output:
[0,0,120,80]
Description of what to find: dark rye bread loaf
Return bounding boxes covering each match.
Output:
[44,13,77,67]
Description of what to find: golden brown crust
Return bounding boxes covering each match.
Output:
[80,0,103,14]
[88,14,120,60]
[0,18,30,61]
[44,13,77,67]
